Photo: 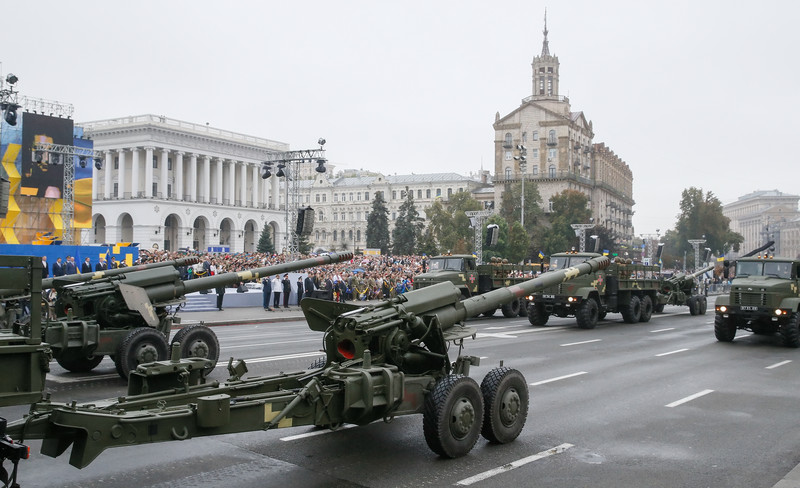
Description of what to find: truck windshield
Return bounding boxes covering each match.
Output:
[428,258,464,272]
[549,256,590,271]
[736,261,793,279]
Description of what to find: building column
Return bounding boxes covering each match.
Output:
[202,156,211,203]
[270,174,279,209]
[189,153,198,202]
[130,148,140,198]
[175,151,184,201]
[239,161,247,207]
[144,146,155,198]
[215,158,224,205]
[251,163,260,208]
[160,148,169,198]
[103,151,112,199]
[228,160,236,206]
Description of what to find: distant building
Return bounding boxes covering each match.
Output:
[492,17,634,244]
[722,190,800,258]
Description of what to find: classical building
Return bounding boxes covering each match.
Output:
[82,115,290,252]
[305,171,488,252]
[492,19,634,243]
[722,190,800,258]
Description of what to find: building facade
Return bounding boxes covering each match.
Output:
[83,115,290,252]
[722,190,800,258]
[492,20,634,244]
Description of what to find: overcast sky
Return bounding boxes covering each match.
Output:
[3,1,797,237]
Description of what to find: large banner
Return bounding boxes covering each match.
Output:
[20,113,72,198]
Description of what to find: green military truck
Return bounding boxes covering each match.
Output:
[414,255,540,317]
[714,256,800,347]
[527,251,662,328]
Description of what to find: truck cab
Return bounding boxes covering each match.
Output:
[415,255,478,297]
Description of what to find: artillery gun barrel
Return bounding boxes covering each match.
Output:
[460,256,610,319]
[742,240,775,258]
[42,256,200,289]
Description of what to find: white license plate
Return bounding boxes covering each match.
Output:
[543,294,555,299]
[740,306,758,311]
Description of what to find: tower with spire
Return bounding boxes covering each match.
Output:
[531,10,560,98]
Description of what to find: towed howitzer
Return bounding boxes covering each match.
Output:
[0,256,610,483]
[47,251,353,378]
[41,256,201,290]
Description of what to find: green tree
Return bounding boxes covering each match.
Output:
[541,190,592,255]
[298,233,312,254]
[667,187,743,261]
[366,191,391,254]
[256,225,275,254]
[392,187,424,255]
[499,180,544,236]
[425,192,482,254]
[417,226,439,256]
[483,215,530,263]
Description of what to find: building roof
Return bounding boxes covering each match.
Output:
[735,190,799,202]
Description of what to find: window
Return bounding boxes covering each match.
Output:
[114,157,119,169]
[505,151,511,161]
[333,230,338,241]
[348,230,353,241]
[533,131,538,141]
[539,67,545,73]
[349,192,353,201]
[322,230,327,241]
[548,165,556,178]
[357,230,361,242]
[357,192,361,201]
[447,188,453,197]
[349,212,354,221]
[426,189,431,198]
[392,212,396,220]
[458,187,463,193]
[548,130,557,145]
[548,201,554,212]
[417,189,422,199]
[334,193,339,202]
[392,190,397,200]
[113,183,118,197]
[357,211,361,220]
[152,157,158,168]
[533,165,539,175]
[315,231,320,241]
[152,182,158,196]
[167,158,172,170]
[318,211,324,222]
[322,194,327,202]
[364,192,369,200]
[505,168,511,179]
[539,78,545,94]
[547,67,553,73]
[547,76,553,95]
[315,194,320,203]
[436,188,441,197]
[167,184,172,199]
[532,148,539,159]
[504,133,512,147]
[548,148,557,160]
[334,213,338,221]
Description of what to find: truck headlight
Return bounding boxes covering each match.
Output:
[775,309,786,316]
[717,305,727,313]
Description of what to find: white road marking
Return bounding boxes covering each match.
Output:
[280,424,357,441]
[47,373,120,384]
[221,338,319,350]
[476,332,519,339]
[530,371,588,386]
[650,327,675,333]
[665,389,714,407]
[560,339,601,347]
[246,352,323,363]
[456,443,574,485]
[656,348,689,357]
[766,360,792,369]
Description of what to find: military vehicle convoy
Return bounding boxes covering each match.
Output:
[414,254,540,318]
[0,252,611,485]
[26,252,353,378]
[526,251,662,328]
[714,255,800,347]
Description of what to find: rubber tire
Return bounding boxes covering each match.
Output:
[699,297,708,315]
[780,313,800,348]
[527,303,549,326]
[653,302,665,314]
[621,295,642,324]
[576,298,599,329]
[639,295,653,323]
[114,328,169,378]
[517,301,528,317]
[423,375,484,458]
[55,350,104,373]
[480,367,528,444]
[688,297,698,316]
[171,324,220,370]
[501,299,520,318]
[714,314,737,342]
[482,308,497,318]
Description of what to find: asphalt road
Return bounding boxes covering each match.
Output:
[9,298,800,488]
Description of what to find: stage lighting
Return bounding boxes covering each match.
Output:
[79,157,87,168]
[5,73,18,85]
[3,104,18,126]
[34,150,44,163]
[51,154,61,165]
[94,157,103,170]
[315,158,327,173]
[276,162,286,178]
[318,138,326,146]
[260,162,272,179]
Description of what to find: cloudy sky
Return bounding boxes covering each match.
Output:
[3,1,797,236]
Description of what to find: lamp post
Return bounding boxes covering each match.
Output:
[260,138,327,257]
[514,144,527,228]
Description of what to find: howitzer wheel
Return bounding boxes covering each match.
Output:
[639,295,653,323]
[501,299,520,318]
[114,328,169,378]
[688,297,698,316]
[171,325,220,370]
[527,303,549,326]
[480,367,528,444]
[714,315,736,342]
[423,375,484,458]
[780,313,800,348]
[55,350,104,373]
[576,298,599,329]
[699,297,708,315]
[621,295,642,324]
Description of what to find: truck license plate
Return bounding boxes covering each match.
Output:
[543,294,555,299]
[740,306,758,311]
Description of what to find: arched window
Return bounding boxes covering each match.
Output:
[505,167,511,179]
[348,230,353,240]
[426,189,431,198]
[356,230,361,242]
[504,133,512,147]
[333,230,337,241]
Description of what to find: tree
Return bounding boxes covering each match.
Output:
[425,192,482,254]
[417,226,439,256]
[392,187,424,255]
[667,187,743,261]
[256,225,275,254]
[541,190,592,255]
[499,180,544,236]
[366,191,391,254]
[483,215,530,263]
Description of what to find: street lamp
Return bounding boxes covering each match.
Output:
[514,144,527,228]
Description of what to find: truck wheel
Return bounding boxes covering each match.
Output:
[621,295,641,323]
[114,328,169,378]
[653,303,665,314]
[780,313,800,348]
[714,315,737,342]
[501,299,520,318]
[171,325,220,371]
[527,303,549,326]
[517,302,528,317]
[480,367,528,444]
[423,375,484,458]
[55,350,104,373]
[639,296,653,323]
[576,298,599,329]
